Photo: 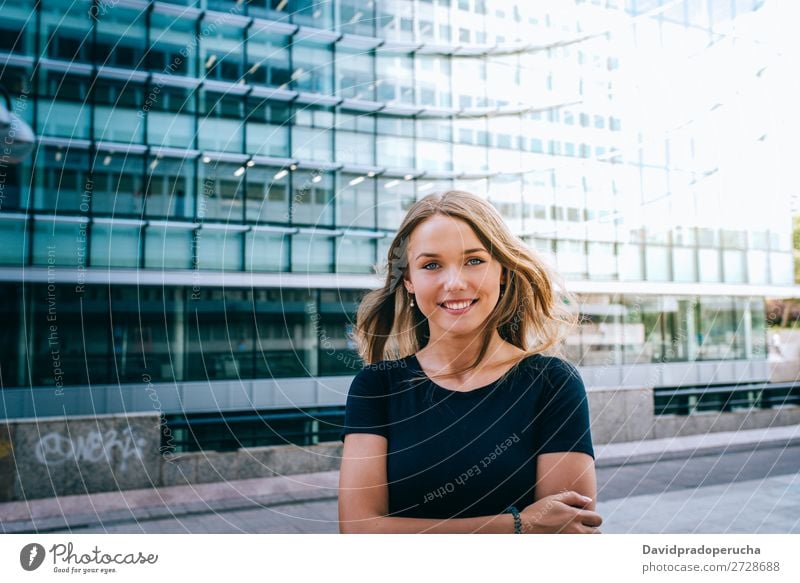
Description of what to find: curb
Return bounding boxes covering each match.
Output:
[3,489,339,534]
[596,435,800,468]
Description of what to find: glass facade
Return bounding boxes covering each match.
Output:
[0,283,768,389]
[0,0,786,282]
[0,0,784,401]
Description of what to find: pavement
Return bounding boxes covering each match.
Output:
[1,424,798,534]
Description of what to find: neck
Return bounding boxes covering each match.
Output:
[420,329,508,374]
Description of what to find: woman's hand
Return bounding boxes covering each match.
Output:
[519,490,603,534]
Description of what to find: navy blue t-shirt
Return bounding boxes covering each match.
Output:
[340,353,594,519]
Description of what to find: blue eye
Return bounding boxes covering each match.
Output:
[422,258,484,270]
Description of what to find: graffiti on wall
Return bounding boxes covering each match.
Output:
[35,428,147,472]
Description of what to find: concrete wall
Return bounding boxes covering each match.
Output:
[0,412,342,502]
[1,391,798,502]
[586,387,800,444]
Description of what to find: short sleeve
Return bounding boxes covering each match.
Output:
[533,358,594,459]
[340,365,390,442]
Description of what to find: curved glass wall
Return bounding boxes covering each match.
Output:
[0,283,767,389]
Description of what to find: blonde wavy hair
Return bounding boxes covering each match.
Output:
[353,190,579,383]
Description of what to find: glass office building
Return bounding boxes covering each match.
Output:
[0,0,791,447]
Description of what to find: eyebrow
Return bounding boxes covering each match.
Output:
[415,248,488,260]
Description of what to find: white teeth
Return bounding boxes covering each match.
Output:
[442,300,473,310]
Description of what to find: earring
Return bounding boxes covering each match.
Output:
[410,294,415,307]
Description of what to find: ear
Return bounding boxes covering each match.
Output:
[403,276,414,294]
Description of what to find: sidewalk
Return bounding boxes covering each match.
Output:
[2,424,798,534]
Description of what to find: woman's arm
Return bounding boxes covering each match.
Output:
[338,434,516,534]
[516,451,601,533]
[534,451,597,509]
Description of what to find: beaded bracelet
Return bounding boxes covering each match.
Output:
[506,505,522,534]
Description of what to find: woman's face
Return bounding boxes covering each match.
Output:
[403,214,505,339]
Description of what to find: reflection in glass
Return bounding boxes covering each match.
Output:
[246,98,291,157]
[94,80,146,144]
[148,14,196,76]
[246,26,291,88]
[246,231,289,272]
[198,90,244,153]
[29,285,111,386]
[145,156,195,218]
[96,6,147,69]
[197,229,243,271]
[336,237,376,274]
[111,286,183,382]
[34,147,89,212]
[146,86,196,149]
[91,223,141,268]
[245,165,290,223]
[317,290,362,375]
[197,161,245,221]
[91,151,145,216]
[292,234,333,273]
[292,39,333,94]
[336,175,376,229]
[254,288,317,378]
[290,171,333,226]
[144,225,194,269]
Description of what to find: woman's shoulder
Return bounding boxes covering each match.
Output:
[359,356,412,373]
[350,356,413,384]
[516,352,583,388]
[347,356,415,399]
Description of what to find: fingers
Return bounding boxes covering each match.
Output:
[578,509,603,528]
[551,490,594,509]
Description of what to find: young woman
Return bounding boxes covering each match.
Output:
[338,190,601,534]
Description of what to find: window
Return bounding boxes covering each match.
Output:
[41,0,92,61]
[146,86,196,149]
[337,46,375,100]
[292,234,333,273]
[198,90,244,153]
[199,23,244,83]
[197,230,244,271]
[95,6,146,69]
[246,26,291,88]
[37,73,91,139]
[33,147,89,212]
[32,221,87,268]
[292,106,334,163]
[91,224,141,268]
[197,161,245,222]
[91,151,145,216]
[336,175,376,229]
[148,14,196,76]
[246,98,291,158]
[246,166,290,224]
[336,237,376,274]
[145,156,195,219]
[292,39,334,94]
[246,231,288,272]
[0,221,28,266]
[144,225,193,269]
[290,171,334,226]
[376,52,414,104]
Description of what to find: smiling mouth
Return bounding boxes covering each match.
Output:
[439,299,478,313]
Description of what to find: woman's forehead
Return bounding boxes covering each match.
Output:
[408,216,485,255]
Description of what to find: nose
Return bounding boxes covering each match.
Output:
[443,265,468,291]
